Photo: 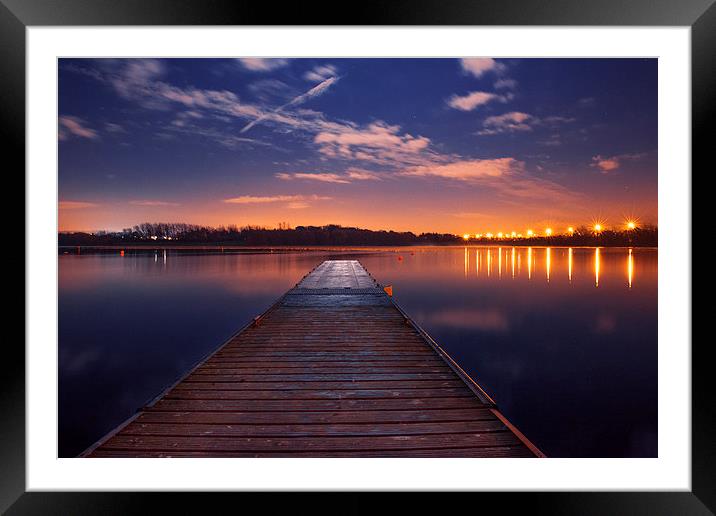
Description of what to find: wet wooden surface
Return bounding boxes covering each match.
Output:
[87,260,541,457]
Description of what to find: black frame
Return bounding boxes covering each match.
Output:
[4,0,711,513]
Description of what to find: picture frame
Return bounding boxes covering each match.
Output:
[5,0,710,512]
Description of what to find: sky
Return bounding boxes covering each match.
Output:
[58,58,657,234]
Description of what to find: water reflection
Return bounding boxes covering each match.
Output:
[546,247,551,282]
[527,247,532,280]
[451,246,640,288]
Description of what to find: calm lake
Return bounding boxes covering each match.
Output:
[59,246,657,458]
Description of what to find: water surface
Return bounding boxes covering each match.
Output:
[59,246,657,457]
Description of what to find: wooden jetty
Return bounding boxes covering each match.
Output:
[85,260,543,457]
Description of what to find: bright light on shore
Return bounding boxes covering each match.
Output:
[526,229,534,237]
[594,224,602,232]
[463,233,470,240]
[626,220,637,230]
[567,226,575,234]
[545,228,553,236]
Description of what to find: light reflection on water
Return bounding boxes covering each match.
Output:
[59,246,657,458]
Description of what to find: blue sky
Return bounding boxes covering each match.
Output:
[58,58,657,233]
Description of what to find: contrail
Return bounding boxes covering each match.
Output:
[240,76,339,134]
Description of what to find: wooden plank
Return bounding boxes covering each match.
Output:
[100,431,523,452]
[136,407,497,425]
[120,419,507,437]
[193,367,452,374]
[174,380,466,390]
[163,387,473,400]
[186,373,459,382]
[149,397,485,412]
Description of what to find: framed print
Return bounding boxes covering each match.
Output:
[5,0,712,513]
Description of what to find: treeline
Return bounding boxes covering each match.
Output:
[58,222,658,247]
[58,223,462,246]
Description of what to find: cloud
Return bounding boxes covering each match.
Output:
[494,78,517,90]
[591,153,646,173]
[166,122,270,149]
[286,201,310,209]
[304,64,338,82]
[128,200,180,206]
[398,157,578,204]
[237,58,289,72]
[248,79,295,102]
[578,97,596,107]
[542,115,576,125]
[104,122,126,134]
[478,112,535,135]
[346,169,381,181]
[452,211,496,219]
[401,158,521,181]
[538,134,562,147]
[59,116,99,141]
[313,121,432,167]
[459,58,505,77]
[447,91,503,111]
[59,201,98,210]
[223,194,331,204]
[276,172,351,184]
[277,169,382,184]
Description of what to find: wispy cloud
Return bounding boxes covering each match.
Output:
[398,157,578,204]
[447,91,504,111]
[477,112,575,136]
[276,169,382,184]
[223,194,331,204]
[59,201,98,210]
[104,122,126,134]
[59,116,99,141]
[304,64,338,82]
[276,172,351,184]
[591,153,646,173]
[401,158,521,181]
[129,200,180,206]
[478,112,535,135]
[494,78,517,90]
[237,58,289,72]
[459,58,505,78]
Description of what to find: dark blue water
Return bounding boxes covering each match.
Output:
[59,246,657,457]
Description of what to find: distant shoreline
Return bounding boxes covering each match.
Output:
[58,243,658,252]
[58,223,658,249]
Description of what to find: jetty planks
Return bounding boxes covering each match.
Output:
[86,260,542,458]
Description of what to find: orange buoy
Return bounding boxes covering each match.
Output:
[120,250,125,257]
[383,285,393,297]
